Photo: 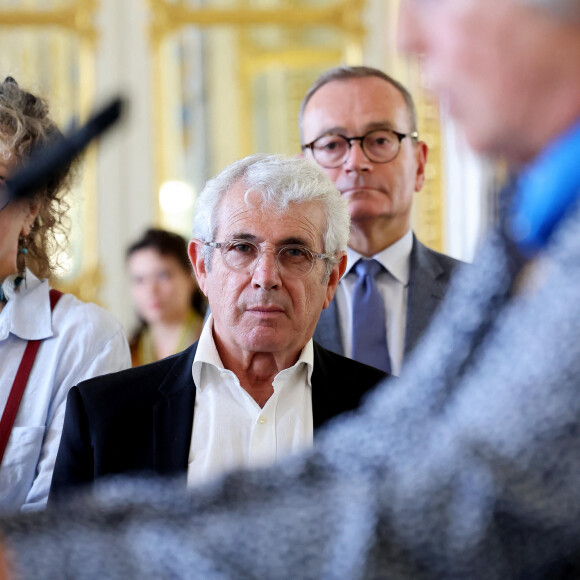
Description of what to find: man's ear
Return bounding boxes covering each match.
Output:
[188,240,209,297]
[414,140,429,192]
[323,252,347,309]
[20,199,41,237]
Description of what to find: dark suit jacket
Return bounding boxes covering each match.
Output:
[313,235,463,361]
[50,341,386,496]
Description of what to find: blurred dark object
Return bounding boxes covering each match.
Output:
[1,97,124,209]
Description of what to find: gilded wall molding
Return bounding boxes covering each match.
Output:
[413,94,444,252]
[150,0,365,40]
[149,0,366,228]
[0,0,97,40]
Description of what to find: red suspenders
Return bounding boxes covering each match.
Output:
[0,289,63,465]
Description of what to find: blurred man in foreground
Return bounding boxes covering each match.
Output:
[1,0,580,577]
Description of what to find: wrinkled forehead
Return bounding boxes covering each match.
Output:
[302,77,413,138]
[220,179,322,217]
[216,184,326,243]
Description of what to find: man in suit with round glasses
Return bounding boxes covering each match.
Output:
[301,66,462,376]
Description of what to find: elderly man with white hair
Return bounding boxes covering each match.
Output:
[49,153,386,495]
[2,0,580,577]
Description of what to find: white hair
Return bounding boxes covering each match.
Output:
[192,153,350,279]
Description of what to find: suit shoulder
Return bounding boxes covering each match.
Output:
[313,342,388,384]
[412,238,466,286]
[417,240,464,268]
[74,349,187,401]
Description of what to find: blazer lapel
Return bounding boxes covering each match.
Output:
[310,342,356,432]
[313,300,344,356]
[311,343,332,430]
[153,342,198,476]
[405,237,447,357]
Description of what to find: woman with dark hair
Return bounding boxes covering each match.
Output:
[126,228,206,366]
[0,77,130,511]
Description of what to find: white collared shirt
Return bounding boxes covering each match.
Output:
[333,229,413,376]
[187,315,314,487]
[0,271,131,512]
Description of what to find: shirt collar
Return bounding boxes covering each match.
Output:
[192,313,315,388]
[510,116,580,257]
[0,271,53,341]
[192,313,226,385]
[344,229,413,285]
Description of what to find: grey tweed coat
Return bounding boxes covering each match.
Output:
[3,196,580,579]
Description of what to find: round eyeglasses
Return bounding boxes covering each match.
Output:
[301,128,419,169]
[200,239,335,279]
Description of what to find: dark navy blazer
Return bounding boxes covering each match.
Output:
[50,341,387,497]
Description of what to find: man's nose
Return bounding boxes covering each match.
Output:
[251,250,281,290]
[342,140,373,173]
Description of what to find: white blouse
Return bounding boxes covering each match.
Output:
[0,271,131,512]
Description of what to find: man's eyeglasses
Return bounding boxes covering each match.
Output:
[198,239,335,279]
[301,128,419,169]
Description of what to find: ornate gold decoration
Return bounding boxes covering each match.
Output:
[150,0,366,227]
[150,0,445,250]
[413,93,444,252]
[0,0,97,40]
